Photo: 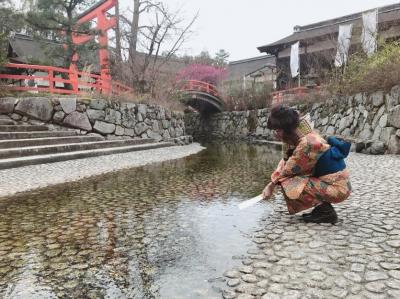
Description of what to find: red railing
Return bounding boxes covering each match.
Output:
[179,80,220,98]
[272,86,321,103]
[0,63,133,95]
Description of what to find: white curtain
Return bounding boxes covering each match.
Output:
[335,24,353,67]
[362,9,378,56]
[290,41,300,78]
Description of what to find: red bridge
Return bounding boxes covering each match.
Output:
[179,80,224,113]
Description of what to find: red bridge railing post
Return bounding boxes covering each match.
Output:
[48,68,54,94]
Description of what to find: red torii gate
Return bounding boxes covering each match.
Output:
[69,0,117,94]
[0,0,133,95]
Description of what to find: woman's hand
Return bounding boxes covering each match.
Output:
[262,182,276,200]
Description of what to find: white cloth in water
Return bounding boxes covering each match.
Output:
[238,195,264,210]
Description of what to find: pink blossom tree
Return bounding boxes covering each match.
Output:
[176,63,227,85]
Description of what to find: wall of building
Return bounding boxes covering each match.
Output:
[227,56,276,82]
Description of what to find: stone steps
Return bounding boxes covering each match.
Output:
[0,122,176,169]
[0,135,105,149]
[0,125,49,132]
[0,139,156,159]
[0,142,175,170]
[0,131,78,140]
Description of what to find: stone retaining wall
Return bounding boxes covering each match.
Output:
[185,85,400,154]
[309,87,400,154]
[0,97,188,143]
[185,109,273,140]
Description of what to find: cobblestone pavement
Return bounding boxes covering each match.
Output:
[221,153,400,299]
[0,143,204,198]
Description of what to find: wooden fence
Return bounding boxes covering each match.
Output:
[0,63,132,95]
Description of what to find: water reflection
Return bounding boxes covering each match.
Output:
[0,143,281,298]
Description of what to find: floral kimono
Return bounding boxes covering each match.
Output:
[271,131,351,214]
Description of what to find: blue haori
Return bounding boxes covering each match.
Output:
[314,136,351,177]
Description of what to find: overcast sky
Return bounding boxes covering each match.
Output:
[120,0,399,61]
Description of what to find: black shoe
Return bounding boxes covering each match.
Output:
[302,203,327,218]
[303,203,338,224]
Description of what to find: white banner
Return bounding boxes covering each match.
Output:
[362,9,378,56]
[290,41,300,78]
[335,24,353,67]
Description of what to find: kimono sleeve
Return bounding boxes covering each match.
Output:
[271,134,328,184]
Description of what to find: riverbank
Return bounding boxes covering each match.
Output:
[220,152,400,299]
[0,143,205,198]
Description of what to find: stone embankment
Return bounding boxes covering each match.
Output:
[185,86,400,154]
[0,97,188,144]
[310,87,400,155]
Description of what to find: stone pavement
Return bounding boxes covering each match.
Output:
[0,143,204,198]
[221,153,400,299]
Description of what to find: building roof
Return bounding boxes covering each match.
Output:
[8,33,64,66]
[6,34,216,81]
[7,33,100,71]
[227,55,276,80]
[258,3,400,56]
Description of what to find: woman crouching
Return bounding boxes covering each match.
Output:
[262,105,352,224]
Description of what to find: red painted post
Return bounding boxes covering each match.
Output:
[69,64,79,94]
[48,68,54,94]
[97,11,114,94]
[63,0,118,94]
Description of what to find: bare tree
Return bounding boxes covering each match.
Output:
[116,1,197,93]
[129,0,140,64]
[144,6,198,88]
[114,0,122,64]
[126,0,163,66]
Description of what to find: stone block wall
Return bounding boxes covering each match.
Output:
[310,86,400,154]
[185,85,400,154]
[0,97,186,141]
[185,109,274,141]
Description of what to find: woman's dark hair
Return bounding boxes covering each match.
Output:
[267,104,300,134]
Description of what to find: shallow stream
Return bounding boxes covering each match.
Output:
[0,143,280,299]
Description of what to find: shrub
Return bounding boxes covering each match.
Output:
[329,41,400,94]
[219,81,273,111]
[176,63,227,85]
[95,74,186,112]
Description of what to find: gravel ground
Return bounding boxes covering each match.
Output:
[220,152,400,299]
[0,143,204,198]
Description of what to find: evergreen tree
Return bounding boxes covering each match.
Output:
[26,0,94,68]
[214,49,230,67]
[192,51,215,65]
[0,0,25,65]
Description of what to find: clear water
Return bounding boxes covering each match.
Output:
[0,143,281,299]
